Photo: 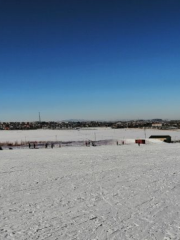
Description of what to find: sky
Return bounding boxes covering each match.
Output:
[0,0,180,121]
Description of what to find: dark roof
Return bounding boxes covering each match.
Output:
[149,135,171,138]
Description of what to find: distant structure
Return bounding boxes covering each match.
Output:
[149,135,171,143]
[135,139,146,144]
[152,123,162,128]
[39,112,41,122]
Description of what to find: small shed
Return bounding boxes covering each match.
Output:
[149,135,171,143]
[135,139,146,144]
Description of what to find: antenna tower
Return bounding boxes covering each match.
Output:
[39,112,41,122]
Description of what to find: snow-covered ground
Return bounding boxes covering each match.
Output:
[0,128,180,143]
[1,143,180,239]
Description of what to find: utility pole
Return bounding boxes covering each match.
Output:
[144,127,146,139]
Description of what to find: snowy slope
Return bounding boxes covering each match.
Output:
[1,144,180,239]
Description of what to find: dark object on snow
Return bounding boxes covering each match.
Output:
[85,141,91,147]
[0,146,3,150]
[149,135,171,143]
[9,147,13,150]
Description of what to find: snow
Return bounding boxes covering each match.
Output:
[0,128,180,143]
[1,143,180,239]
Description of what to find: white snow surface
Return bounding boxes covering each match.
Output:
[0,128,180,143]
[1,143,180,239]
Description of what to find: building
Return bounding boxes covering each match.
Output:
[149,135,171,143]
[135,139,146,144]
[152,123,163,128]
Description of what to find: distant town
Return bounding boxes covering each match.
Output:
[0,119,180,130]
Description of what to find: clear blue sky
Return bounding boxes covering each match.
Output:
[0,0,180,121]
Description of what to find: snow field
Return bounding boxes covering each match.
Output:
[1,143,180,239]
[0,128,180,144]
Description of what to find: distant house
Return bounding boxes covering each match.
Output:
[152,123,163,128]
[112,122,123,129]
[149,135,171,143]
